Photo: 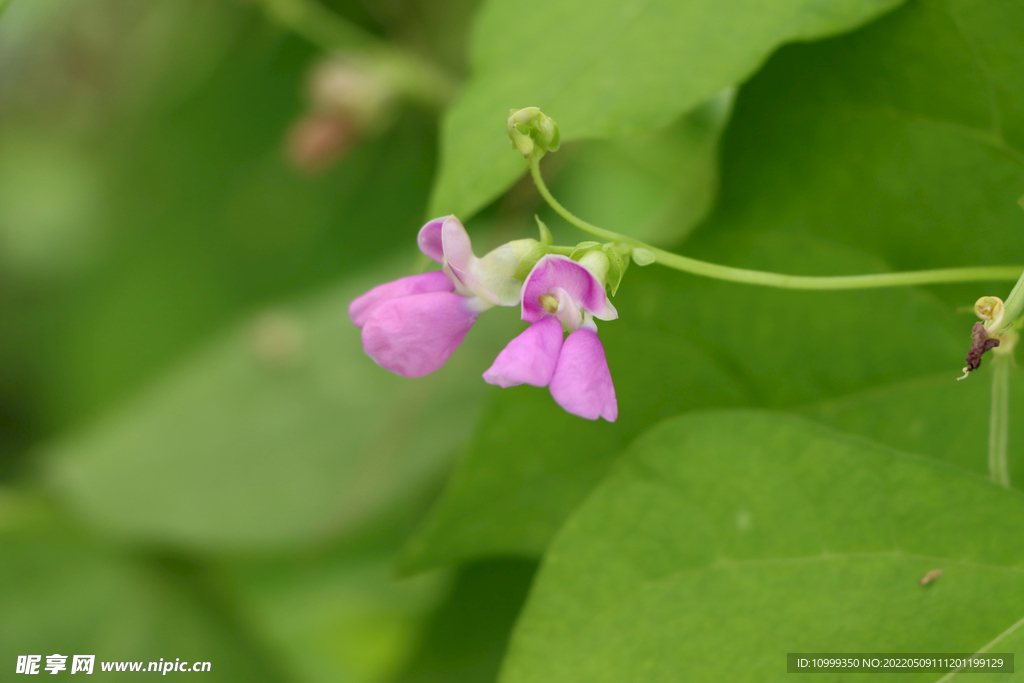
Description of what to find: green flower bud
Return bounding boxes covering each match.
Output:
[632,247,655,266]
[975,296,1006,335]
[507,107,560,160]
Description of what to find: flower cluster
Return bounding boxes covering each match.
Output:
[350,216,618,421]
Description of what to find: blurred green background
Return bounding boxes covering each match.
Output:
[4,0,1024,679]
[0,0,538,680]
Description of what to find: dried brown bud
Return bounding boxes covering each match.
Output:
[965,321,1000,372]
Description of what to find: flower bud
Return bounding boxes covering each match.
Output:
[975,296,1006,335]
[507,107,560,160]
[632,248,655,266]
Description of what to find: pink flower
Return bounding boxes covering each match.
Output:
[483,255,618,422]
[350,216,529,378]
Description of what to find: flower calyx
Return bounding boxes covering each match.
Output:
[507,107,560,160]
[569,241,627,296]
[513,217,555,281]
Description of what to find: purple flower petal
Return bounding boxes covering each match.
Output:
[348,271,454,328]
[361,292,481,377]
[440,215,481,295]
[522,255,616,324]
[548,327,617,422]
[483,316,563,388]
[417,217,446,263]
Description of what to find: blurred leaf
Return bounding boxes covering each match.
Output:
[799,366,1024,485]
[0,137,104,279]
[43,46,439,428]
[44,259,516,551]
[0,525,282,681]
[551,90,733,246]
[501,410,1024,682]
[224,483,534,683]
[400,234,962,571]
[428,0,903,219]
[231,549,449,683]
[393,559,536,683]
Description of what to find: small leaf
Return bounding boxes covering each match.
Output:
[534,215,552,245]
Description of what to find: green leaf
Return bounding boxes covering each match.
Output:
[43,260,516,551]
[501,410,1024,682]
[800,366,1024,485]
[400,239,960,571]
[550,92,733,246]
[428,0,903,219]
[709,0,1024,296]
[393,559,537,683]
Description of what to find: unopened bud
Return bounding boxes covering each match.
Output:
[975,296,1006,335]
[632,247,655,266]
[506,107,560,160]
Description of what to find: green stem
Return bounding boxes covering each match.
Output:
[529,158,1024,290]
[989,352,1012,488]
[262,0,457,108]
[998,273,1024,335]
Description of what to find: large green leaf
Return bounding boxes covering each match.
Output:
[428,0,904,219]
[501,410,1024,682]
[43,260,516,551]
[400,238,962,572]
